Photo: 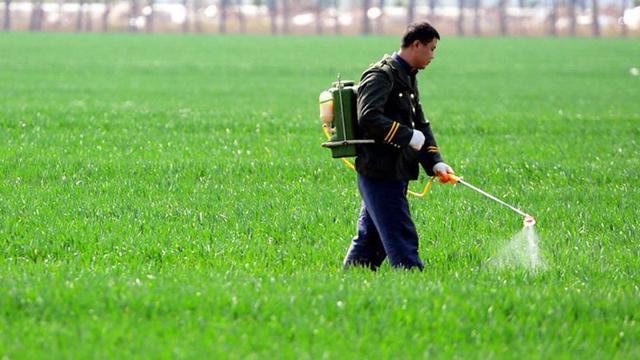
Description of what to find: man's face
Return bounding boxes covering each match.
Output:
[413,38,438,70]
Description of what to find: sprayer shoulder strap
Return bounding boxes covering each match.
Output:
[373,55,396,88]
[377,55,417,92]
[360,55,395,87]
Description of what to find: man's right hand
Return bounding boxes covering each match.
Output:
[409,130,425,151]
[433,162,455,183]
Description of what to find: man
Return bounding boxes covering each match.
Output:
[343,22,455,271]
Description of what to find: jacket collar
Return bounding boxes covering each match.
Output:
[382,54,415,89]
[392,52,416,76]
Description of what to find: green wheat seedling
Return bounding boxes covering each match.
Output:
[0,34,638,358]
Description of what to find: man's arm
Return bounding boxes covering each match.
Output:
[357,69,413,148]
[414,102,444,176]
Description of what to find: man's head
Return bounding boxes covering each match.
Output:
[398,22,440,71]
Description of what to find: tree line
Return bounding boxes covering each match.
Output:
[2,0,637,36]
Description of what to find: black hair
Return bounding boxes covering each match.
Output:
[401,22,440,48]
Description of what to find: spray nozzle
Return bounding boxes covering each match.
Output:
[523,215,536,227]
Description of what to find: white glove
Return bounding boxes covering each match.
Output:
[433,162,453,175]
[409,130,425,151]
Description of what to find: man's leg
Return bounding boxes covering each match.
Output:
[357,173,423,270]
[343,202,387,270]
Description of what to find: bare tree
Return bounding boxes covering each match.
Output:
[218,0,228,32]
[591,0,600,36]
[427,0,438,26]
[472,0,481,35]
[194,0,203,32]
[568,0,576,36]
[548,0,557,36]
[267,0,276,34]
[102,0,111,31]
[182,0,189,33]
[334,0,341,34]
[498,0,507,35]
[620,0,628,36]
[376,0,384,33]
[129,0,139,32]
[362,0,370,34]
[76,0,84,31]
[407,0,415,24]
[54,0,64,30]
[3,0,11,30]
[315,0,323,34]
[86,5,93,30]
[516,0,524,34]
[428,0,437,15]
[146,0,154,32]
[282,0,290,34]
[236,0,246,33]
[29,0,44,30]
[457,0,464,36]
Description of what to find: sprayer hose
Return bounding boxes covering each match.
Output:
[322,125,434,198]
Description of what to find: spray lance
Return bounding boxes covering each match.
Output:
[436,173,536,227]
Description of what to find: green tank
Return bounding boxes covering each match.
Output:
[320,79,374,158]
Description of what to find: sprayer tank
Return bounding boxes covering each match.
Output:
[320,81,361,158]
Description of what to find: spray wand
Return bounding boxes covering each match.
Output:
[437,173,536,227]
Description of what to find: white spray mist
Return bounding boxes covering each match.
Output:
[488,220,546,271]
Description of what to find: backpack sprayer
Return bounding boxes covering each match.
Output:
[318,76,535,227]
[318,75,433,196]
[319,75,374,158]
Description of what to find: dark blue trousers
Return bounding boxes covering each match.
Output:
[343,173,423,271]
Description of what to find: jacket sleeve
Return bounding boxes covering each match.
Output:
[357,69,413,147]
[414,102,444,176]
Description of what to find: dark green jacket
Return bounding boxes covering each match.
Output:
[355,54,444,181]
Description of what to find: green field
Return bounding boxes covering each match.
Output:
[1,33,639,358]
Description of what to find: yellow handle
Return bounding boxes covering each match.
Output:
[407,176,435,197]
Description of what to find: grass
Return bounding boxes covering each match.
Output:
[0,33,639,358]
